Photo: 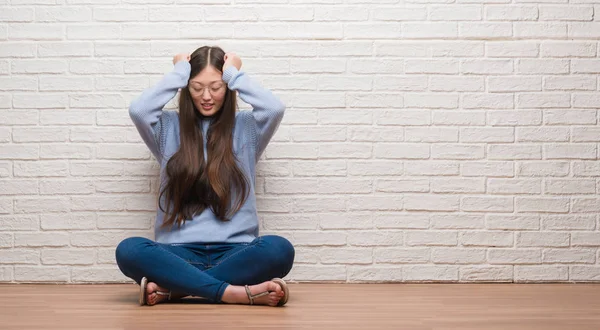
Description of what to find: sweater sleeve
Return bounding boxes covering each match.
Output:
[222,66,286,160]
[128,61,191,162]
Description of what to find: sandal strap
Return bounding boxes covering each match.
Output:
[155,291,172,300]
[244,285,253,305]
[245,285,270,305]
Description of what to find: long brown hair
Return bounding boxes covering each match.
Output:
[159,46,249,229]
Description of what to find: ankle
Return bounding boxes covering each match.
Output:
[221,285,245,304]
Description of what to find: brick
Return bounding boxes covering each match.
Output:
[486,215,540,230]
[41,213,95,230]
[431,178,484,193]
[290,197,341,213]
[517,59,569,74]
[405,161,459,176]
[374,213,429,229]
[15,233,69,247]
[487,179,542,194]
[539,5,593,20]
[571,266,600,281]
[347,231,403,246]
[460,128,514,143]
[320,247,372,264]
[460,266,513,282]
[515,266,568,282]
[514,23,567,38]
[563,125,600,143]
[572,199,600,213]
[71,267,129,282]
[544,76,596,91]
[348,127,404,142]
[348,266,402,282]
[516,127,569,142]
[545,179,596,195]
[374,248,430,263]
[461,162,513,178]
[406,231,457,246]
[541,42,596,57]
[375,144,429,159]
[430,5,482,20]
[347,195,403,211]
[543,249,595,263]
[544,110,596,125]
[517,232,569,247]
[459,23,512,38]
[429,76,484,92]
[489,249,541,264]
[404,195,459,211]
[462,59,513,75]
[345,23,402,39]
[488,144,541,160]
[432,248,486,264]
[403,265,458,282]
[573,161,600,176]
[36,7,91,22]
[347,161,403,176]
[377,110,431,126]
[0,249,39,264]
[460,232,513,247]
[432,214,484,229]
[14,267,69,282]
[40,180,95,195]
[376,179,429,193]
[293,232,346,246]
[320,213,373,230]
[544,144,596,159]
[287,265,346,281]
[402,23,457,38]
[462,93,514,109]
[542,215,595,230]
[485,5,538,20]
[516,197,569,213]
[262,214,319,230]
[432,144,485,160]
[572,233,600,247]
[488,110,542,126]
[488,76,541,92]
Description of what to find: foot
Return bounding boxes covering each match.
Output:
[221,280,285,307]
[146,282,185,306]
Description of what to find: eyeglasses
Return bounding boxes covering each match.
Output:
[189,82,226,96]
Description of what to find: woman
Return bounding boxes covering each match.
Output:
[115,46,294,307]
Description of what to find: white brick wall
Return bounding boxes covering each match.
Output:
[1,1,599,284]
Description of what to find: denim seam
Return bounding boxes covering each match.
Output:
[213,237,261,266]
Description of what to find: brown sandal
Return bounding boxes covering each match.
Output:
[139,277,171,306]
[244,277,289,307]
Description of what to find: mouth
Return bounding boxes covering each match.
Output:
[201,103,214,111]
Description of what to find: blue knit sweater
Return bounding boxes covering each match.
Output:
[129,61,285,244]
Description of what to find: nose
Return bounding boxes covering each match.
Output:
[201,88,212,101]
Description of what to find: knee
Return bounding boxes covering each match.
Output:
[115,236,152,266]
[261,235,295,271]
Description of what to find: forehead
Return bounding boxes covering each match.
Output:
[190,66,223,85]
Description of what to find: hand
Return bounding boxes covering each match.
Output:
[173,53,190,65]
[223,52,242,72]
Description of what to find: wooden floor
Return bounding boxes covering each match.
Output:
[2,283,600,330]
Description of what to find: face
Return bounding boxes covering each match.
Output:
[188,65,227,117]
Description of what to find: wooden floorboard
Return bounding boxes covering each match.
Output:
[2,283,600,330]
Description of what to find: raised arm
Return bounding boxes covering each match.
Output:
[129,57,191,161]
[222,53,285,160]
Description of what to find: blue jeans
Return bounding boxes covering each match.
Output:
[115,235,295,303]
